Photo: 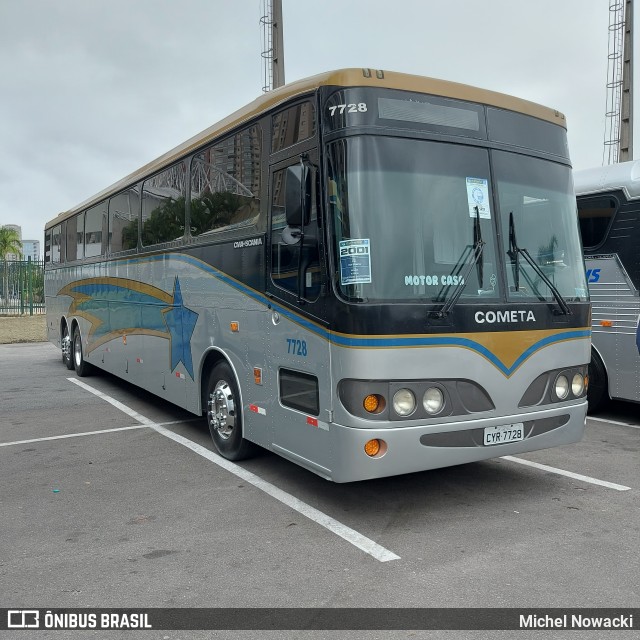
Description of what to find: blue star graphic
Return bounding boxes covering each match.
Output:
[162,276,198,379]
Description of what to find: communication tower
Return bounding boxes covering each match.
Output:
[603,0,634,163]
[260,0,285,92]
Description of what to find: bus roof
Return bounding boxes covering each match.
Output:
[574,160,640,200]
[46,67,567,230]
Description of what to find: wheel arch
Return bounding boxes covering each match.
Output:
[61,315,80,341]
[198,347,244,419]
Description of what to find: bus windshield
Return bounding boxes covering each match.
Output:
[327,136,588,305]
[493,152,588,304]
[327,136,501,303]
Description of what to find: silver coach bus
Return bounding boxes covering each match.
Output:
[45,68,591,482]
[574,161,640,411]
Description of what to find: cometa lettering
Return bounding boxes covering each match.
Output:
[475,310,536,324]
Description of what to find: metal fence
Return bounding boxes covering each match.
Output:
[0,258,45,315]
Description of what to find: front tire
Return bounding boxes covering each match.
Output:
[72,328,93,377]
[205,362,255,461]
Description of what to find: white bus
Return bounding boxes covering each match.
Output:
[45,68,591,482]
[575,161,640,411]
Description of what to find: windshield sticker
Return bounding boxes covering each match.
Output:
[466,177,491,219]
[404,274,464,287]
[340,239,372,285]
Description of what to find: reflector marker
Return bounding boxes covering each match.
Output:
[249,404,267,416]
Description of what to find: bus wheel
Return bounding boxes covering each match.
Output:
[62,325,74,370]
[206,362,255,461]
[72,328,92,377]
[587,350,608,414]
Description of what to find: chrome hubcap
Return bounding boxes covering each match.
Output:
[208,381,235,440]
[62,333,71,361]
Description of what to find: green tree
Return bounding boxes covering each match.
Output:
[0,226,22,301]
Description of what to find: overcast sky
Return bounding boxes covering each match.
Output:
[0,0,621,246]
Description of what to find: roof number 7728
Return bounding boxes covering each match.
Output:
[328,103,368,116]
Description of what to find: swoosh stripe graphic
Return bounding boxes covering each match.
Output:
[90,253,590,377]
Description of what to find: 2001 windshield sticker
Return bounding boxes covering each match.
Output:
[339,238,372,285]
[466,177,491,219]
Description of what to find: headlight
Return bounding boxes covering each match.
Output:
[393,388,416,416]
[555,374,569,400]
[571,373,585,397]
[423,387,444,414]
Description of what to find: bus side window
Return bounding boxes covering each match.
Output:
[270,164,321,301]
[578,196,618,249]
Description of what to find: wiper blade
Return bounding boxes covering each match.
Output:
[432,206,485,317]
[508,211,571,315]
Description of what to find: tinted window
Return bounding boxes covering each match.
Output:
[577,196,618,249]
[85,203,107,257]
[65,216,78,262]
[76,213,85,260]
[109,187,139,252]
[44,229,52,264]
[190,126,261,236]
[270,164,321,300]
[488,108,570,159]
[279,368,319,415]
[272,102,315,152]
[141,163,186,246]
[51,224,63,263]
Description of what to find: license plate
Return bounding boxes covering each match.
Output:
[484,423,524,446]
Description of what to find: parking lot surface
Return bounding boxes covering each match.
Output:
[1,342,638,638]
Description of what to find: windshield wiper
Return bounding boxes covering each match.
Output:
[507,211,571,315]
[431,206,485,317]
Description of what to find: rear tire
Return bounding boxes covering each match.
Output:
[587,349,608,413]
[72,328,93,377]
[62,324,74,370]
[205,362,255,461]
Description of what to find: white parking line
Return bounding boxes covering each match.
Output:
[587,416,640,429]
[0,418,202,448]
[501,456,632,491]
[0,424,148,447]
[67,378,400,563]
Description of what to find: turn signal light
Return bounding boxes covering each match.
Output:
[363,394,384,413]
[364,439,381,457]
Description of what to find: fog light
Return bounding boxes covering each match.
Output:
[572,373,585,396]
[555,374,569,400]
[423,387,444,414]
[393,389,416,416]
[364,439,381,457]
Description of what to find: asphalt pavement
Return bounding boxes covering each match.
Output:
[1,342,638,639]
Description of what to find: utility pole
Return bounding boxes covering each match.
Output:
[260,0,285,92]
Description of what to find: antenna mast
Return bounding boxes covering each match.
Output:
[260,0,285,92]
